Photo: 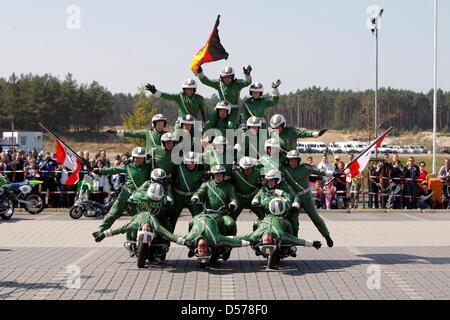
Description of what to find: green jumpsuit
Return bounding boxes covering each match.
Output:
[240,95,279,128]
[120,128,167,152]
[270,126,314,153]
[172,164,207,224]
[96,161,152,232]
[149,146,177,178]
[192,179,239,236]
[106,185,183,246]
[201,149,234,178]
[205,112,235,137]
[180,212,245,250]
[235,128,268,160]
[282,163,331,238]
[252,181,300,236]
[198,73,251,128]
[255,153,287,175]
[238,214,313,247]
[230,168,265,220]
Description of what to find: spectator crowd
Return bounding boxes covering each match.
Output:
[0,147,126,208]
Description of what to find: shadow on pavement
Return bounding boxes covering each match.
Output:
[0,281,65,299]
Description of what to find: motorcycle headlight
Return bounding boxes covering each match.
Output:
[19,185,32,194]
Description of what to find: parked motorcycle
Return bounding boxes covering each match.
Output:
[69,190,118,219]
[0,179,44,218]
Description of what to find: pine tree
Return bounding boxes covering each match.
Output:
[122,86,157,146]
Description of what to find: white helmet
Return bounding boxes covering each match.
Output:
[161,132,178,143]
[131,147,146,158]
[249,82,264,94]
[239,157,255,170]
[182,78,197,89]
[265,169,282,185]
[212,136,228,146]
[269,114,287,129]
[286,150,302,160]
[180,114,195,126]
[152,114,168,127]
[265,138,280,150]
[183,151,200,164]
[215,101,231,113]
[151,168,167,182]
[147,183,164,201]
[269,198,286,216]
[219,66,235,78]
[210,165,226,175]
[246,116,262,128]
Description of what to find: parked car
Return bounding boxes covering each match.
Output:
[417,145,428,154]
[297,142,312,153]
[441,147,450,154]
[328,143,343,154]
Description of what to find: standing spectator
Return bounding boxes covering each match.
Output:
[311,180,325,209]
[10,151,25,182]
[376,153,391,208]
[417,161,428,186]
[92,159,111,204]
[417,182,434,209]
[56,164,71,208]
[98,150,111,167]
[37,152,58,207]
[349,173,362,209]
[324,180,336,209]
[438,159,450,207]
[403,157,420,209]
[306,156,320,186]
[0,152,12,180]
[368,162,380,209]
[387,160,404,209]
[110,157,125,191]
[334,161,347,208]
[333,155,340,170]
[317,154,335,183]
[344,154,355,208]
[24,158,38,180]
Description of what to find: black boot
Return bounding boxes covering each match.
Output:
[325,236,334,248]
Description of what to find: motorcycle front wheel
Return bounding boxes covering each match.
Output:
[69,206,84,219]
[0,197,15,220]
[267,249,281,269]
[137,242,149,268]
[24,194,44,214]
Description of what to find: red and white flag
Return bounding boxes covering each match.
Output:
[346,135,386,178]
[55,138,81,185]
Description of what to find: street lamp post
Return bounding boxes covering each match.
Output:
[367,6,384,157]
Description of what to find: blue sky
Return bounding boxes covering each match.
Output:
[0,0,448,96]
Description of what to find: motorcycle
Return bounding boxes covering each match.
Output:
[0,180,44,218]
[135,227,170,268]
[249,205,300,270]
[184,204,239,269]
[69,172,122,219]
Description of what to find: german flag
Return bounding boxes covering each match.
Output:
[190,15,229,74]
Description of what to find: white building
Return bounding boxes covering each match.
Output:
[2,131,43,152]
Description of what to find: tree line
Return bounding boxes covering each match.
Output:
[0,73,449,138]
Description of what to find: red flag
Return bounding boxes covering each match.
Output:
[347,134,386,177]
[55,138,81,185]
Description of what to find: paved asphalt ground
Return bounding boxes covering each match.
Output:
[1,209,450,300]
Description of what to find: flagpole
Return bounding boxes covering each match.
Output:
[326,126,393,186]
[38,123,92,170]
[432,0,438,174]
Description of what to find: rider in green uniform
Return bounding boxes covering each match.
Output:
[282,150,335,247]
[205,101,235,138]
[231,157,265,220]
[145,79,206,129]
[172,152,207,225]
[191,165,239,236]
[201,136,234,179]
[149,132,178,178]
[92,147,151,238]
[93,183,189,249]
[269,114,328,153]
[240,80,281,128]
[255,138,286,175]
[107,114,168,153]
[234,116,268,161]
[196,65,252,128]
[239,198,322,250]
